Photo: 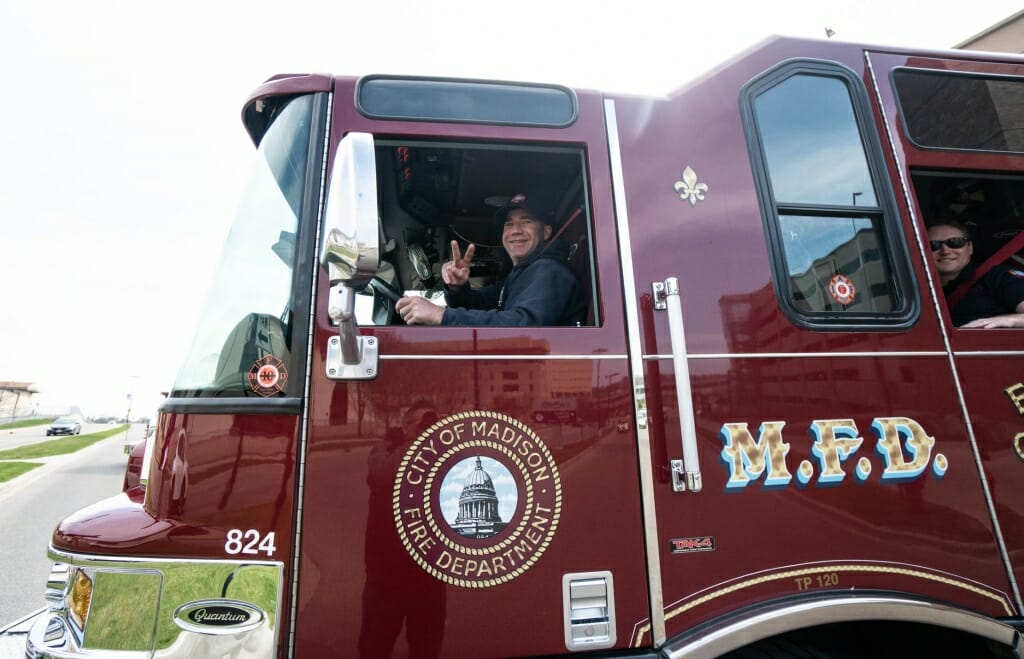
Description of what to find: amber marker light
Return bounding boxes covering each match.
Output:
[68,568,93,629]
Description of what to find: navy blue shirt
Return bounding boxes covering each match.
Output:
[440,244,585,326]
[944,263,1024,326]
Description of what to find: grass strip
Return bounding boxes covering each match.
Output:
[0,417,57,430]
[0,461,44,483]
[0,425,129,460]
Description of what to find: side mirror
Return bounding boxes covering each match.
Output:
[320,132,380,287]
[319,132,381,380]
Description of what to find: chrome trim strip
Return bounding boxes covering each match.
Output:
[288,89,333,659]
[953,350,1024,357]
[378,353,626,360]
[48,546,283,569]
[645,351,947,360]
[379,350,1024,360]
[662,595,1021,659]
[605,97,666,645]
[866,51,1022,611]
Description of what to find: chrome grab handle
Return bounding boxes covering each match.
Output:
[654,277,702,493]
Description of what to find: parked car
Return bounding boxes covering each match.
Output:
[46,417,81,436]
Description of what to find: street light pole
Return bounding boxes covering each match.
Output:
[123,392,133,446]
[124,375,139,446]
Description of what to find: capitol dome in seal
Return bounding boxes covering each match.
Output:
[451,457,508,539]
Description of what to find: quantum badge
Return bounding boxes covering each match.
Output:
[248,356,288,397]
[394,411,562,588]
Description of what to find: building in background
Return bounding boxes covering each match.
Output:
[0,382,39,420]
[956,9,1024,52]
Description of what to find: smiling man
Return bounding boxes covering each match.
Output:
[395,193,586,326]
[928,220,1024,328]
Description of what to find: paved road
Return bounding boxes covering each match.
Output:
[0,423,146,627]
[0,421,129,451]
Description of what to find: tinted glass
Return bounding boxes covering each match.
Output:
[172,95,314,397]
[780,214,895,313]
[756,75,877,207]
[358,78,576,126]
[894,69,1024,153]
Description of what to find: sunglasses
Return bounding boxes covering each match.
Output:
[929,237,970,251]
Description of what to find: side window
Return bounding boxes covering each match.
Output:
[354,141,598,328]
[742,60,918,328]
[893,68,1024,154]
[912,171,1024,326]
[172,95,321,398]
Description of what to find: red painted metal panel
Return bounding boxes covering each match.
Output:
[610,38,1018,644]
[45,37,1024,658]
[292,85,651,658]
[55,413,298,559]
[871,48,1024,612]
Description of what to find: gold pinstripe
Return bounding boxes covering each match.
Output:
[632,563,1015,646]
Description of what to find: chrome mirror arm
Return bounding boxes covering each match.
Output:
[325,283,378,380]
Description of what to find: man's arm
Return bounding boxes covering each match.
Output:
[959,300,1024,328]
[396,296,446,325]
[958,267,1024,328]
[442,260,580,326]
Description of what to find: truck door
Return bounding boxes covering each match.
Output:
[870,49,1024,601]
[292,80,652,657]
[605,43,1020,649]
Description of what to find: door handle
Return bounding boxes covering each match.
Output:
[654,277,702,493]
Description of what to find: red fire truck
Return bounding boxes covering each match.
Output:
[27,35,1024,658]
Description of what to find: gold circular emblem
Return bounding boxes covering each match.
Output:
[393,411,562,588]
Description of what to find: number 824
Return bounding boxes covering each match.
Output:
[225,529,277,557]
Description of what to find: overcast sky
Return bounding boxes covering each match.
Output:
[1,0,1020,417]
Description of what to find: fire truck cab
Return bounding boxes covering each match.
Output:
[28,36,1024,658]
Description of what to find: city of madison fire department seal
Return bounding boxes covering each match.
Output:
[393,411,562,588]
[247,355,288,397]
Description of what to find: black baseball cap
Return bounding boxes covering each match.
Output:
[494,192,554,225]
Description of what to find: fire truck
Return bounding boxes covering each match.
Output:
[26,35,1024,658]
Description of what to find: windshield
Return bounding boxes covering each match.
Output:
[172,94,318,397]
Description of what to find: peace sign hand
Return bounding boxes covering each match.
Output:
[441,240,475,290]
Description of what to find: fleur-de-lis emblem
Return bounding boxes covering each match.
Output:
[673,166,709,206]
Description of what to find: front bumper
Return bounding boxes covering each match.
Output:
[26,548,283,659]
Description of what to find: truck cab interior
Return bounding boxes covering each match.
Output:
[914,172,1024,261]
[912,171,1024,303]
[356,140,597,327]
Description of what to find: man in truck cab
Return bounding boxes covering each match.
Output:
[928,220,1024,328]
[395,192,586,326]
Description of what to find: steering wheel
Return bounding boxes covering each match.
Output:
[366,276,402,303]
[364,276,406,325]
